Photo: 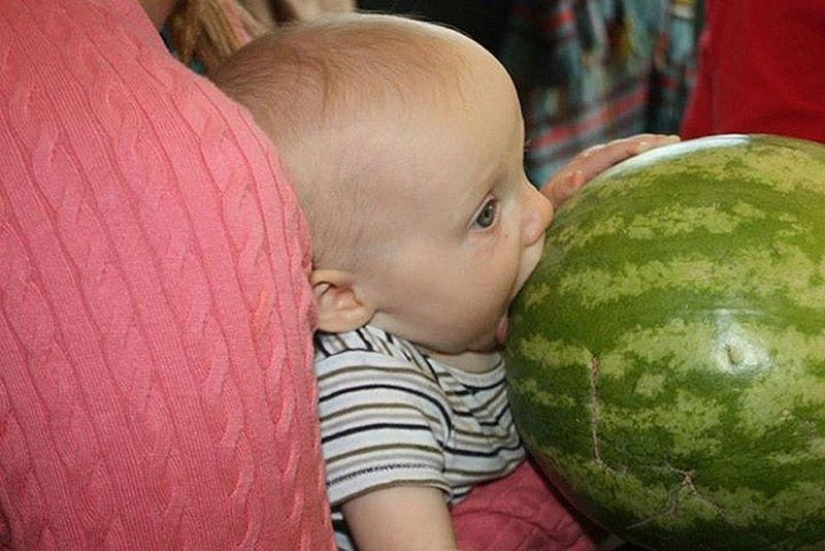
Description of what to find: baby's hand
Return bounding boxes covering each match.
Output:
[541,134,680,209]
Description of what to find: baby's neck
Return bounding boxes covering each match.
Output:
[424,348,502,374]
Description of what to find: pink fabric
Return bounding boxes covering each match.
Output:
[0,0,333,548]
[452,461,603,551]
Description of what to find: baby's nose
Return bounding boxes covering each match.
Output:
[523,186,554,245]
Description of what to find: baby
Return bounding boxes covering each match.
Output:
[212,13,674,550]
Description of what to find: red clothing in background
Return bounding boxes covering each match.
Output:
[681,0,825,143]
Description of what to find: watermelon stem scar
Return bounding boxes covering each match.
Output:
[725,343,744,368]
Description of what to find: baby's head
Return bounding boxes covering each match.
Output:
[213,13,553,370]
[214,14,461,268]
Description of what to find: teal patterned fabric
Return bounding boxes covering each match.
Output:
[500,0,700,186]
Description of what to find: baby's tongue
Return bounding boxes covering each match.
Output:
[495,316,509,346]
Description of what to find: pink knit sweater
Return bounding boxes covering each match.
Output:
[0,0,334,548]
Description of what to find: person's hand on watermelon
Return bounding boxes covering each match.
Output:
[541,134,681,209]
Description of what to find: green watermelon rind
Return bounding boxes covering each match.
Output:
[506,134,825,551]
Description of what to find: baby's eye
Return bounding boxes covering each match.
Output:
[473,199,498,229]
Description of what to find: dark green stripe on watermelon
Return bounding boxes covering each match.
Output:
[506,134,825,551]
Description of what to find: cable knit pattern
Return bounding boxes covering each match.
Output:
[0,0,333,548]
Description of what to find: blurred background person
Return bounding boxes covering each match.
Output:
[681,0,825,143]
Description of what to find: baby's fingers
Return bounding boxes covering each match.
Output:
[541,134,680,209]
[630,133,681,155]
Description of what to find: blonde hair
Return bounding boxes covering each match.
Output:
[212,14,477,269]
[166,0,269,71]
[166,0,355,73]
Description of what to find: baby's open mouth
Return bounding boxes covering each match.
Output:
[495,315,508,346]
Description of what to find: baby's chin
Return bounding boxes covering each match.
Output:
[421,336,502,372]
[436,323,505,355]
[434,348,502,373]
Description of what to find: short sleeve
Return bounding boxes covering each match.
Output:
[316,350,452,506]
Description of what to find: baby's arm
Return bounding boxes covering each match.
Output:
[343,485,458,551]
[541,134,680,209]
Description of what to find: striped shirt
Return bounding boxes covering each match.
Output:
[315,325,525,550]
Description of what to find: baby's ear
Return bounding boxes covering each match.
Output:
[310,269,375,333]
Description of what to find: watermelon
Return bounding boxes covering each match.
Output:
[505,134,825,550]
